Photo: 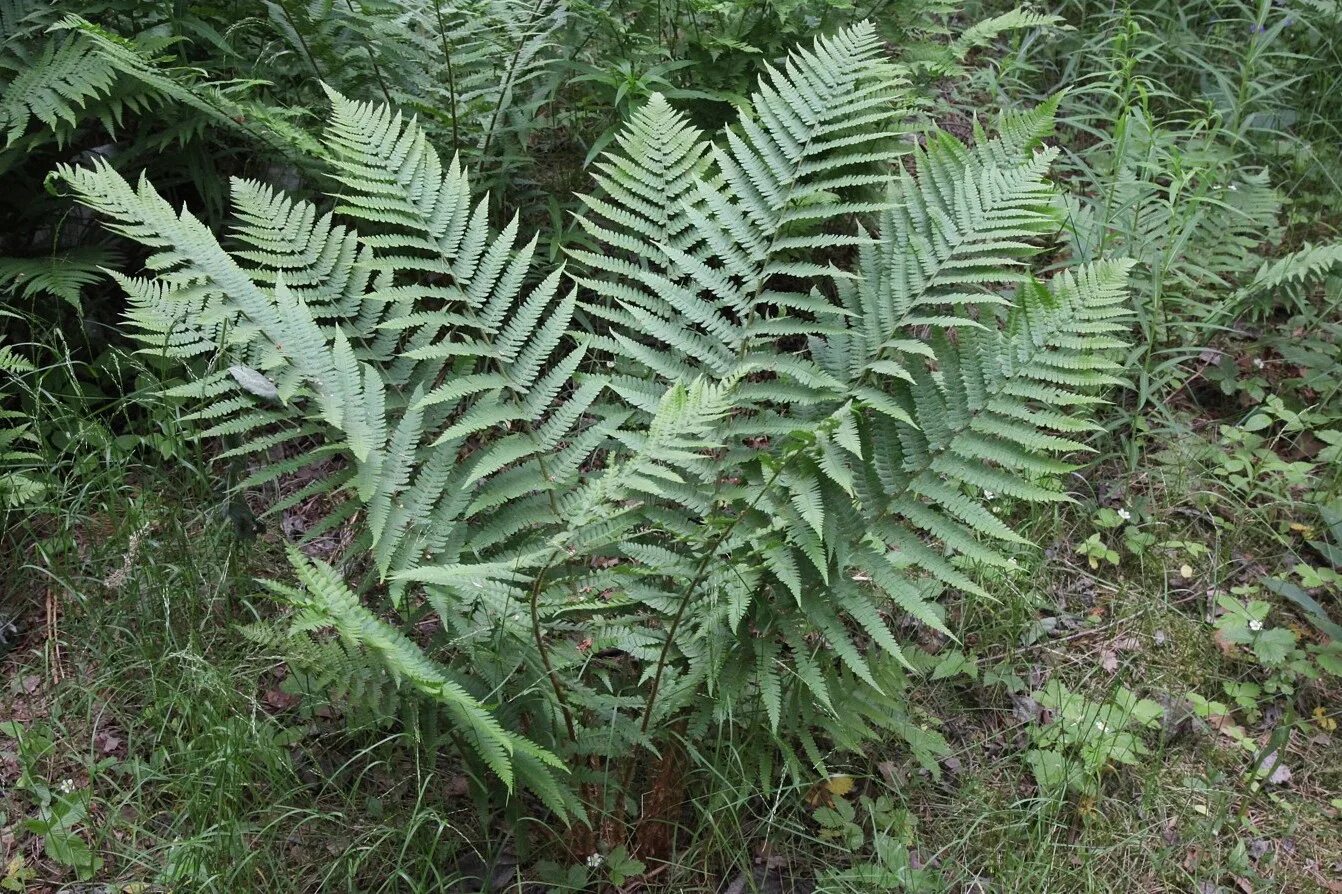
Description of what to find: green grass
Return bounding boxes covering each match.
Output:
[1,477,502,892]
[8,326,1323,870]
[4,1,1342,891]
[3,369,1340,891]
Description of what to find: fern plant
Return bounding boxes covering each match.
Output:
[0,1,327,326]
[266,0,564,175]
[0,329,45,510]
[61,22,1133,848]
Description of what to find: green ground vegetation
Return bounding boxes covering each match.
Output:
[2,1,1340,891]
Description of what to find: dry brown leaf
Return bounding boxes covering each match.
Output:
[1260,751,1293,785]
[1212,628,1240,656]
[805,773,855,807]
[263,688,301,711]
[1206,712,1249,743]
[876,760,904,787]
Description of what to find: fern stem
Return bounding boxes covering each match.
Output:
[526,550,580,745]
[522,455,587,751]
[341,0,395,109]
[612,441,803,819]
[479,0,551,166]
[274,0,324,82]
[636,441,803,736]
[430,0,461,158]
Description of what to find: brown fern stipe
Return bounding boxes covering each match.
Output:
[634,720,687,862]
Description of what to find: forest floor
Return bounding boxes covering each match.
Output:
[3,446,1340,892]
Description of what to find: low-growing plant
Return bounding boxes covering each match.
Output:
[1213,587,1341,693]
[1025,681,1164,798]
[0,722,102,881]
[58,18,1136,855]
[813,791,942,892]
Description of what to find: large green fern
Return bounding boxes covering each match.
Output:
[61,22,1133,821]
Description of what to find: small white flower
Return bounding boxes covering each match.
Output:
[983,490,996,501]
[1253,357,1265,369]
[1248,619,1264,632]
[586,853,604,869]
[1007,557,1018,567]
[58,778,75,794]
[1116,508,1131,521]
[1229,183,1239,191]
[1094,720,1109,733]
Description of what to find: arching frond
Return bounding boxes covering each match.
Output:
[61,31,1133,811]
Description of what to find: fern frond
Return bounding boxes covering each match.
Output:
[50,15,321,158]
[0,247,117,310]
[570,93,711,280]
[1240,241,1342,312]
[949,9,1064,61]
[862,259,1134,587]
[271,548,563,790]
[575,22,909,381]
[0,34,117,145]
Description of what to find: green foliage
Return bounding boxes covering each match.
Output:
[0,722,102,881]
[813,792,942,892]
[265,0,565,164]
[5,0,1342,887]
[0,330,45,510]
[59,20,1132,820]
[1025,682,1164,798]
[988,1,1342,439]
